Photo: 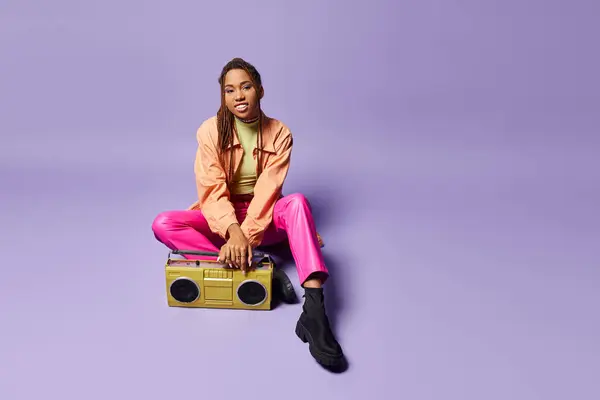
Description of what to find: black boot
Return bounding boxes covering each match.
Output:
[295,287,346,371]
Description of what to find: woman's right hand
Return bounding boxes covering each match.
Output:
[218,224,253,272]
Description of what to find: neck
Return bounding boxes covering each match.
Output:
[236,113,260,124]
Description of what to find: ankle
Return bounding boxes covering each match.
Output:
[303,278,322,289]
[301,272,327,289]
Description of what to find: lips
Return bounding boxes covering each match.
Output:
[235,103,248,112]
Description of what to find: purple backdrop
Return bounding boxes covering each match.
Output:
[1,1,599,399]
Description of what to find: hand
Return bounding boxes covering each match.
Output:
[218,224,253,273]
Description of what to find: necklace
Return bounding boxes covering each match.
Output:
[239,115,260,124]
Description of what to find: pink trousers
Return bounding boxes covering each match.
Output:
[151,193,328,285]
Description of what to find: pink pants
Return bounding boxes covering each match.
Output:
[151,193,328,285]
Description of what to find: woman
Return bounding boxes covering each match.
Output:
[152,57,345,370]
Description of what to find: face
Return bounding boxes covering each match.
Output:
[223,68,263,120]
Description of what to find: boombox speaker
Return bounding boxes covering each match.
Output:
[165,249,278,310]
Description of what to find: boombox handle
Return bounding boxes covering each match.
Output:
[170,249,273,264]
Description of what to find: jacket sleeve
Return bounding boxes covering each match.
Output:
[194,121,239,239]
[240,131,293,247]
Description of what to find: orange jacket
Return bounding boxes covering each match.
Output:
[188,114,293,248]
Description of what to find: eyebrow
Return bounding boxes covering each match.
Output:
[224,80,252,88]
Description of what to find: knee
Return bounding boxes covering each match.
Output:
[151,211,176,238]
[286,193,311,212]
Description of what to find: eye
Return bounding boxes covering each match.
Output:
[243,85,252,90]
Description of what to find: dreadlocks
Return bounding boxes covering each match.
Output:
[216,57,265,188]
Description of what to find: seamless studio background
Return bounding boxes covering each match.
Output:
[1,1,599,400]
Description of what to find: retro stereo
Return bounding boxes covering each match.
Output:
[165,249,287,310]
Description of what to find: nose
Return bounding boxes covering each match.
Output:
[234,90,245,100]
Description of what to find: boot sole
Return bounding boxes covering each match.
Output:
[295,320,345,368]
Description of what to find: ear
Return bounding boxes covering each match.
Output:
[258,86,265,100]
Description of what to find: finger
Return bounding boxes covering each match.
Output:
[218,247,226,264]
[230,247,237,269]
[238,246,245,270]
[247,245,253,267]
[238,247,247,272]
[230,246,239,269]
[235,245,243,269]
[224,247,233,268]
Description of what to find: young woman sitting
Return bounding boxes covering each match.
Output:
[152,58,345,370]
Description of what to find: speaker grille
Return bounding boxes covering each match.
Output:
[170,278,200,303]
[237,280,267,306]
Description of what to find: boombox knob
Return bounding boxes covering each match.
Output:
[273,269,297,304]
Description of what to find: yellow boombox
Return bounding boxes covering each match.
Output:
[165,249,295,310]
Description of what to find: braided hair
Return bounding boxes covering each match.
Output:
[217,57,265,188]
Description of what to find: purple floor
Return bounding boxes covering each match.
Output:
[2,1,599,399]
